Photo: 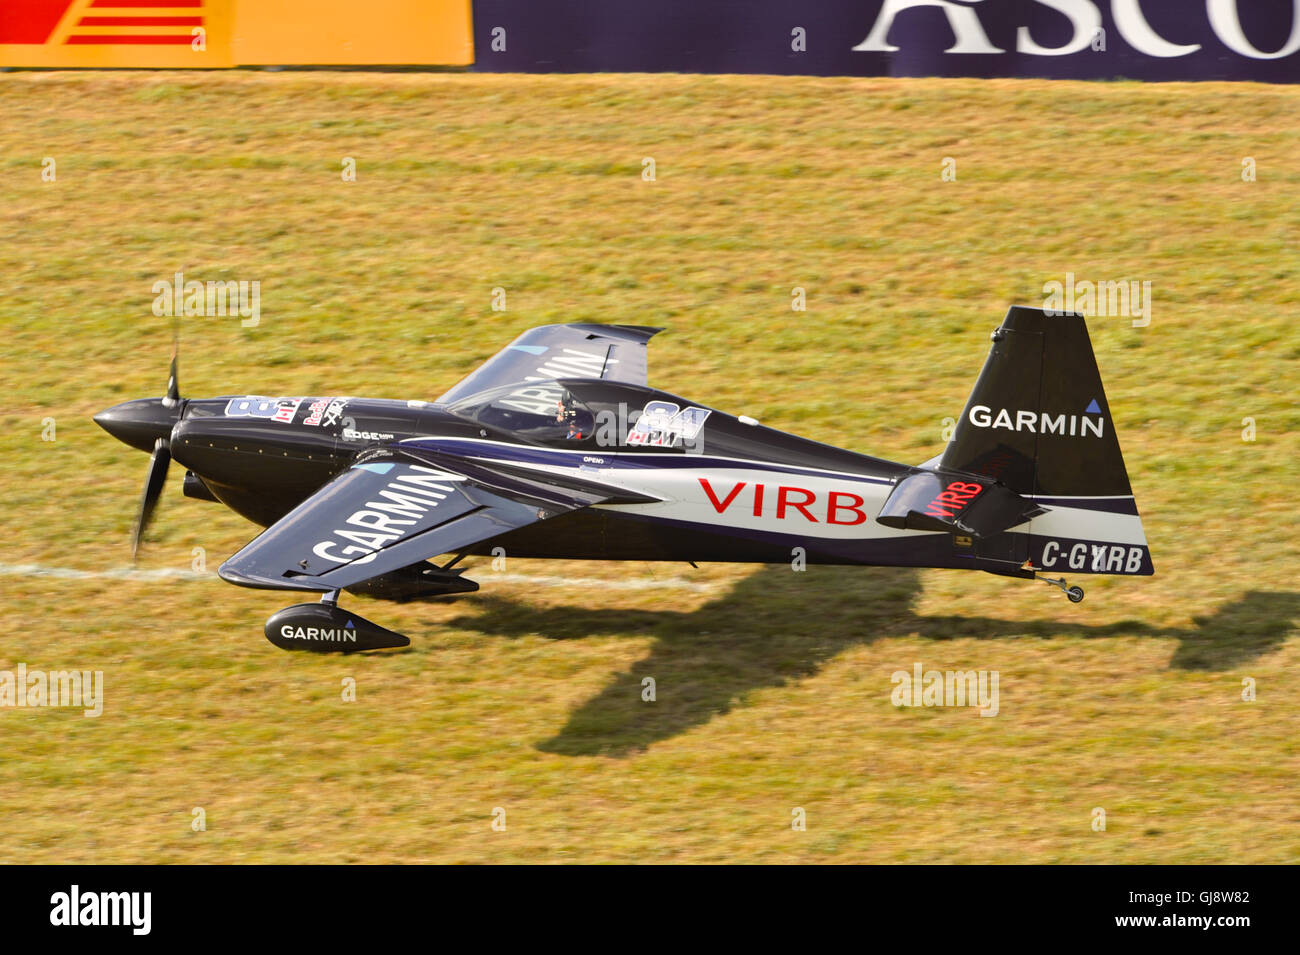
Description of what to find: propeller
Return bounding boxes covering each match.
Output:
[131,345,181,558]
[132,439,172,558]
[163,347,180,407]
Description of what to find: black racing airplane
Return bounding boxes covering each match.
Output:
[94,306,1152,652]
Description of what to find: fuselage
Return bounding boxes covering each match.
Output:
[95,376,1151,581]
[92,314,1154,653]
[97,385,953,567]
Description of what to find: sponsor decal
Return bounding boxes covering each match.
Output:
[698,478,868,525]
[968,403,1104,437]
[1039,539,1145,573]
[223,396,302,424]
[280,623,358,644]
[520,346,612,382]
[272,400,301,424]
[303,397,333,426]
[322,398,349,427]
[853,0,1300,63]
[312,465,462,566]
[629,401,711,448]
[342,428,395,442]
[2,1,230,70]
[495,382,566,416]
[924,480,983,519]
[971,447,1016,481]
[33,2,1285,79]
[474,0,1300,81]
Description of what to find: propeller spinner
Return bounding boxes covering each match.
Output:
[94,350,184,557]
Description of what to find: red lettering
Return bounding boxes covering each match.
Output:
[981,453,1011,478]
[922,480,983,520]
[777,486,818,522]
[699,478,746,513]
[827,491,867,525]
[753,482,764,517]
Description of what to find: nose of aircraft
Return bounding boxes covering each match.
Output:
[93,397,178,452]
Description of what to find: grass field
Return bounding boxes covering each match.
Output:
[0,71,1297,863]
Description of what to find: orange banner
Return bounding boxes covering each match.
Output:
[233,1,472,66]
[0,0,234,68]
[0,0,472,67]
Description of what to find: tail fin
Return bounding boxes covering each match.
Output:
[940,306,1152,575]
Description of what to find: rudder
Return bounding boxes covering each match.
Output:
[939,306,1152,576]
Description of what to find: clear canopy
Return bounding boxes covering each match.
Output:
[447,380,595,444]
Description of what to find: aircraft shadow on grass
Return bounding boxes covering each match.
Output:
[444,566,1299,758]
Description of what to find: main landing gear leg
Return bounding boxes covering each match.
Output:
[1039,575,1085,603]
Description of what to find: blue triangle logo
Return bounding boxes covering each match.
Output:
[345,620,354,629]
[1084,399,1101,414]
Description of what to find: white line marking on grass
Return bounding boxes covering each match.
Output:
[0,563,722,592]
[0,563,208,581]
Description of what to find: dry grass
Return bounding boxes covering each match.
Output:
[0,71,1297,862]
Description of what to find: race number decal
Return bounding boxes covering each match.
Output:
[224,396,303,424]
[628,401,711,448]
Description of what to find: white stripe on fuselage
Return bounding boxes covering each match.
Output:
[398,439,1149,546]
[1015,502,1148,546]
[407,441,933,541]
[591,467,921,540]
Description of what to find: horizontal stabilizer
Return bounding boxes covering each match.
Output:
[876,470,1044,539]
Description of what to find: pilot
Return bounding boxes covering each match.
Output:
[556,398,586,440]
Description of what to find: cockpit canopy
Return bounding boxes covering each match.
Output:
[447,380,596,445]
[448,376,901,477]
[447,377,732,454]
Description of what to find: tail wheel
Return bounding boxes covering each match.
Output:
[1066,586,1085,603]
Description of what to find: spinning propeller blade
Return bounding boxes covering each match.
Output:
[164,346,180,406]
[132,439,171,559]
[130,346,183,557]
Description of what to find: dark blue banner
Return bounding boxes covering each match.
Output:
[472,1,1300,82]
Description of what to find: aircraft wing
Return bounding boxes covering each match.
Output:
[437,323,662,405]
[218,447,641,592]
